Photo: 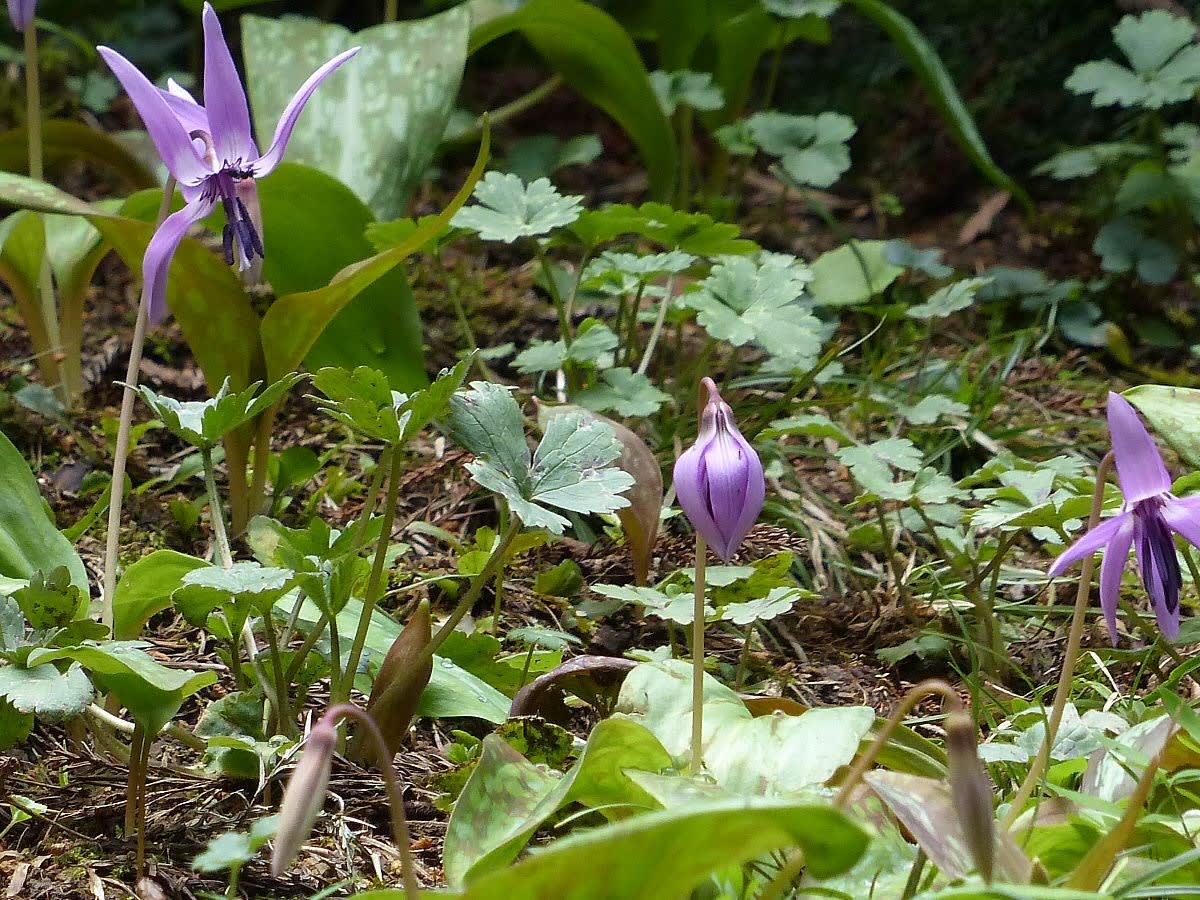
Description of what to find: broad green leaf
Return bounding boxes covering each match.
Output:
[1066,11,1200,109]
[808,239,905,307]
[259,125,489,386]
[452,172,583,242]
[243,6,469,219]
[289,596,510,722]
[29,642,216,735]
[0,120,155,189]
[448,382,532,488]
[764,0,840,16]
[575,368,670,417]
[899,394,969,425]
[0,212,58,386]
[1124,384,1200,468]
[1034,143,1151,180]
[844,0,1030,209]
[837,438,923,495]
[615,660,873,793]
[471,0,677,200]
[255,164,425,391]
[12,568,84,629]
[568,201,755,255]
[583,249,696,284]
[0,663,92,719]
[0,429,88,596]
[453,797,868,897]
[130,375,304,450]
[745,110,856,188]
[500,133,603,183]
[1093,216,1177,284]
[906,277,990,320]
[445,717,673,885]
[193,815,279,873]
[649,69,725,115]
[682,255,822,368]
[113,551,207,641]
[761,413,852,444]
[719,587,800,624]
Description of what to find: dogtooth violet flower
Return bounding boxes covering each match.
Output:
[1049,391,1200,642]
[270,713,337,876]
[97,2,358,322]
[674,377,765,561]
[7,0,33,32]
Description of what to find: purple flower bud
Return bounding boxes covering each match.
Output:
[673,377,765,562]
[7,0,34,32]
[271,716,337,876]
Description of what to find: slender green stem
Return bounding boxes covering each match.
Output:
[760,25,786,111]
[102,180,176,632]
[451,76,564,145]
[636,274,676,375]
[1001,452,1113,831]
[676,106,695,210]
[202,447,235,569]
[285,611,328,687]
[23,25,63,399]
[536,247,572,345]
[690,534,707,775]
[900,848,928,900]
[518,645,535,690]
[338,445,404,704]
[262,614,294,738]
[874,502,914,617]
[734,623,754,690]
[327,704,419,899]
[428,518,522,657]
[383,0,398,22]
[624,283,645,367]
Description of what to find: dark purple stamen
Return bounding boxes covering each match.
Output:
[204,166,264,267]
[1136,500,1181,614]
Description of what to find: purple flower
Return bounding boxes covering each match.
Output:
[270,715,336,876]
[1050,391,1200,642]
[673,377,765,561]
[7,0,34,32]
[97,3,357,323]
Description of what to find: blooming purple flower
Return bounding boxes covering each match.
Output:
[7,0,33,32]
[97,2,357,322]
[1050,391,1200,642]
[673,377,765,561]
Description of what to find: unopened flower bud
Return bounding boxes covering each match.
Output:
[271,716,337,876]
[946,711,995,884]
[673,377,765,561]
[7,0,34,32]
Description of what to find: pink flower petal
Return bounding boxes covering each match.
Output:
[201,2,256,164]
[1108,392,1171,503]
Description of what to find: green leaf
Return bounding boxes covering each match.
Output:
[899,394,969,424]
[0,663,92,719]
[242,6,469,219]
[130,374,305,449]
[837,438,924,497]
[471,0,677,200]
[500,133,603,183]
[514,322,620,374]
[576,367,670,417]
[569,201,755,255]
[0,698,32,750]
[1093,216,1178,285]
[764,0,840,16]
[259,126,489,386]
[1124,384,1200,468]
[649,69,725,115]
[682,254,822,368]
[1034,142,1151,180]
[0,429,88,596]
[0,120,155,190]
[255,164,426,391]
[29,642,217,735]
[451,798,867,898]
[1066,11,1200,109]
[448,382,532,488]
[444,717,673,885]
[193,815,279,874]
[113,551,207,640]
[745,111,856,188]
[719,587,800,624]
[906,277,990,319]
[12,568,83,629]
[451,172,583,242]
[843,0,1030,209]
[808,239,905,307]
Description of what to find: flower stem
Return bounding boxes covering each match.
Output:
[23,25,63,399]
[690,534,707,776]
[427,518,522,657]
[327,704,419,899]
[1000,450,1113,832]
[202,447,235,569]
[536,247,572,346]
[338,445,404,706]
[101,179,176,632]
[383,0,398,22]
[637,274,676,376]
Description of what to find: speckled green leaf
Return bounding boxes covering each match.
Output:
[243,6,470,219]
[1124,384,1200,468]
[445,717,672,886]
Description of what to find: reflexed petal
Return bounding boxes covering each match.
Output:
[98,47,208,184]
[1162,495,1200,551]
[1047,513,1129,576]
[253,47,359,176]
[142,197,214,324]
[201,2,255,164]
[158,86,209,140]
[1098,516,1134,645]
[674,439,728,560]
[1108,392,1171,503]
